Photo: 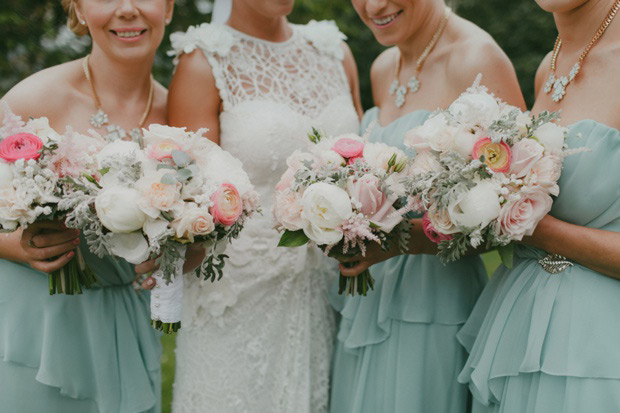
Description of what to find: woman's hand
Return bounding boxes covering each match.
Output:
[20,221,79,273]
[132,243,207,290]
[336,241,401,277]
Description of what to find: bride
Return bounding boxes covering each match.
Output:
[167,0,362,411]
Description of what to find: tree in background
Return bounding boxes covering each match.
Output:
[1,0,555,107]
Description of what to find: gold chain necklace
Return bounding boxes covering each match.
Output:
[389,6,452,108]
[82,54,154,142]
[544,0,620,102]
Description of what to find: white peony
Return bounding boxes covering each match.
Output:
[448,180,502,229]
[451,127,479,160]
[300,182,353,245]
[449,91,500,128]
[317,150,345,169]
[109,232,150,264]
[95,186,147,233]
[197,147,254,196]
[0,162,14,189]
[533,122,566,153]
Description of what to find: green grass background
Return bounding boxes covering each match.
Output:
[159,251,502,412]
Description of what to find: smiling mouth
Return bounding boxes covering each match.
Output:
[110,29,147,39]
[371,11,403,27]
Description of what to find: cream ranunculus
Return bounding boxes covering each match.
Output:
[449,91,500,128]
[172,205,215,242]
[300,182,353,245]
[448,180,501,229]
[0,162,14,189]
[533,122,566,153]
[109,232,151,264]
[95,186,147,233]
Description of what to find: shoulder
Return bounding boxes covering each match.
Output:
[369,47,398,101]
[534,51,552,97]
[168,22,235,64]
[295,20,347,60]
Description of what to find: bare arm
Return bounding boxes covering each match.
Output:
[340,42,363,119]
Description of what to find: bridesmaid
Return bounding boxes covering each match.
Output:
[0,0,178,411]
[330,0,525,412]
[458,0,620,411]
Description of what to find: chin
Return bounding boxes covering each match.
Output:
[534,0,589,12]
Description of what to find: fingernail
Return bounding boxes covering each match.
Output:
[67,251,74,258]
[146,278,155,287]
[73,238,80,245]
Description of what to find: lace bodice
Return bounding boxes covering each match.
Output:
[170,21,359,413]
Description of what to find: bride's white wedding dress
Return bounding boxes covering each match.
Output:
[169,21,359,412]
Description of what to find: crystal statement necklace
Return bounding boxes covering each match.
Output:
[389,6,451,108]
[82,54,153,142]
[544,0,620,102]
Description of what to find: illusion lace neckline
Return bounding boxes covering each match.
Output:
[222,24,297,46]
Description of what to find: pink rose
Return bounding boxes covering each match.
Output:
[173,205,215,242]
[509,138,544,178]
[348,174,401,233]
[211,183,243,226]
[422,212,453,244]
[146,140,182,161]
[332,137,364,160]
[0,133,43,162]
[499,188,553,240]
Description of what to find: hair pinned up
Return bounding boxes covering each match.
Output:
[61,0,89,36]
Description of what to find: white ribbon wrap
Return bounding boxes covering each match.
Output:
[150,245,187,324]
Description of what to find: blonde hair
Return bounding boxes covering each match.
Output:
[61,0,89,36]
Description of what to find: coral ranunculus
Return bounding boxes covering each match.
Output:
[211,183,243,226]
[332,137,364,160]
[472,138,511,173]
[0,133,43,162]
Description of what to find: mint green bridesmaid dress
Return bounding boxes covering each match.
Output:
[458,120,620,412]
[329,108,487,413]
[0,241,161,412]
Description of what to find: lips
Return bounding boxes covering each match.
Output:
[371,10,403,27]
[110,28,147,39]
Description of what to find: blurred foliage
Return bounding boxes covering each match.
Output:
[1,0,555,107]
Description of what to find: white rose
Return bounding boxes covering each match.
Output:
[300,182,353,245]
[363,142,408,171]
[142,124,190,147]
[172,205,215,242]
[109,232,150,264]
[451,127,479,160]
[0,162,14,189]
[95,186,147,233]
[449,91,500,128]
[533,123,566,153]
[448,180,501,229]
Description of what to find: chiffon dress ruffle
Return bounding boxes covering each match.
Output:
[329,108,488,413]
[458,120,620,412]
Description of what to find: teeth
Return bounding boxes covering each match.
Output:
[372,13,399,26]
[117,30,142,38]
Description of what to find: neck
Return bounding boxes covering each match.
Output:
[554,0,618,54]
[227,6,290,42]
[86,47,153,105]
[397,4,446,65]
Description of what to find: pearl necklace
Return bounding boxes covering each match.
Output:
[543,0,620,102]
[82,54,153,142]
[389,6,451,108]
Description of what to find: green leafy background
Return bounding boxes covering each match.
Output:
[1,0,556,411]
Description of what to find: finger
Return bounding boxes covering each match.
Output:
[28,238,79,261]
[339,261,370,277]
[141,276,156,290]
[336,255,363,263]
[30,251,75,273]
[135,259,158,275]
[26,220,67,233]
[31,229,80,248]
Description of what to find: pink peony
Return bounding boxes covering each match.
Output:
[348,174,401,233]
[499,188,553,240]
[422,212,453,244]
[332,137,364,160]
[509,138,544,178]
[472,138,511,173]
[211,183,243,226]
[0,133,43,162]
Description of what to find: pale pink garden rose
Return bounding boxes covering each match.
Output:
[509,138,544,178]
[211,183,243,226]
[422,212,453,244]
[275,167,296,192]
[426,206,459,235]
[172,205,216,242]
[525,155,562,196]
[135,171,183,219]
[332,137,364,161]
[273,190,303,231]
[347,174,402,233]
[286,150,318,170]
[0,133,43,162]
[499,188,553,240]
[411,150,443,175]
[404,113,453,152]
[146,140,182,161]
[242,191,260,214]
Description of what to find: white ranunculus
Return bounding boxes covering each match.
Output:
[449,91,500,128]
[300,182,352,245]
[362,142,408,171]
[0,162,14,189]
[533,122,566,153]
[448,180,501,229]
[109,232,150,265]
[95,186,147,233]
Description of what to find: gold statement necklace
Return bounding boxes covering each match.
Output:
[389,6,452,108]
[544,0,620,102]
[82,54,154,142]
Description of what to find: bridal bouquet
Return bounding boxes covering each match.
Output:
[275,129,411,296]
[0,107,100,294]
[62,125,259,333]
[403,78,572,264]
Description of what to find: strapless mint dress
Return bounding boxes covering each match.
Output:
[458,120,620,412]
[0,242,161,412]
[329,108,487,413]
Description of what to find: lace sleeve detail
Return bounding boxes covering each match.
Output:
[168,23,235,65]
[296,20,347,61]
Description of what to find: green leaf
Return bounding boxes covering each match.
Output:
[161,173,177,185]
[157,163,176,171]
[176,168,192,181]
[498,243,514,269]
[278,229,310,247]
[98,167,110,176]
[171,150,190,167]
[161,211,173,222]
